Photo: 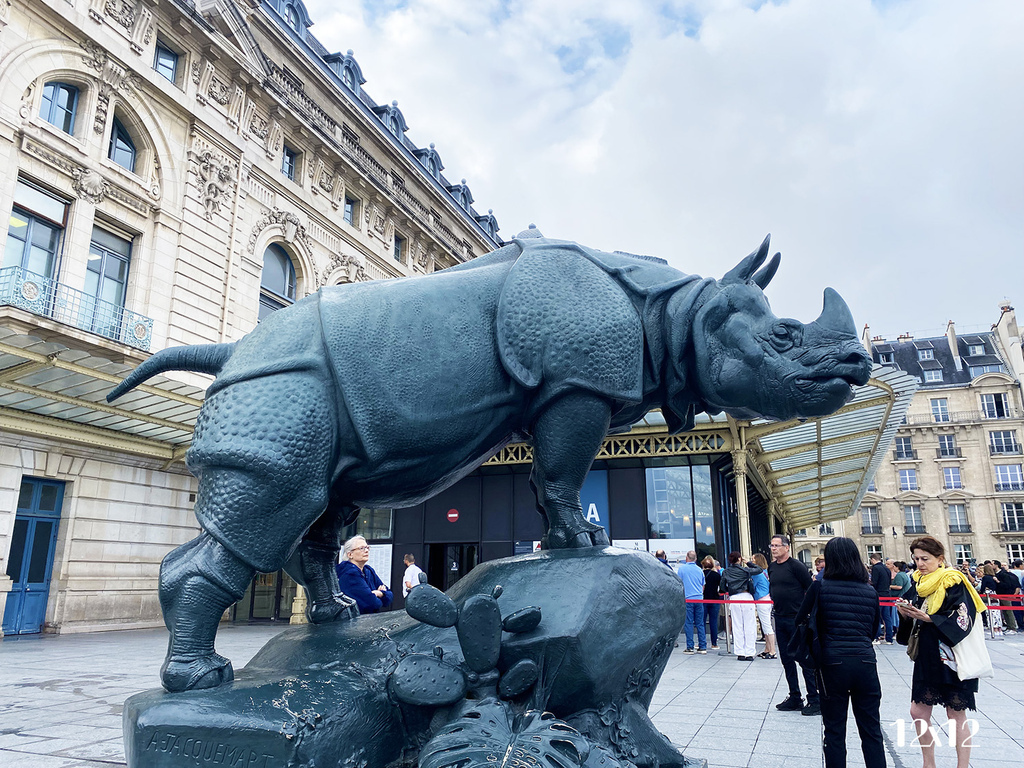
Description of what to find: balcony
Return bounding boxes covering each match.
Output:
[1002,522,1024,532]
[0,266,152,351]
[893,449,918,461]
[905,409,1021,425]
[948,525,972,534]
[861,526,883,535]
[995,482,1024,492]
[991,444,1022,456]
[905,525,928,535]
[936,447,962,458]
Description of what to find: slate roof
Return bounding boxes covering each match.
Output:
[870,332,1005,388]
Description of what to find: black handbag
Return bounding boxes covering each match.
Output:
[788,585,823,669]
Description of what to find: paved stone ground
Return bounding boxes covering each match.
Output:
[1,624,1022,768]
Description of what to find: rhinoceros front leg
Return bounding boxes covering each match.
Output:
[530,390,613,549]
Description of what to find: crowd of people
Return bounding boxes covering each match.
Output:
[671,534,997,768]
[331,532,1002,768]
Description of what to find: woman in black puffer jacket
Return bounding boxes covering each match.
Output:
[795,537,885,768]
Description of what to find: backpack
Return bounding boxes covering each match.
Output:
[788,582,823,670]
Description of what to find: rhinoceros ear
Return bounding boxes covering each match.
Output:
[752,252,781,289]
[722,234,771,285]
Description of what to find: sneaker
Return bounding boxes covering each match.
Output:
[697,649,708,654]
[776,695,804,711]
[683,648,695,654]
[884,640,894,645]
[801,701,821,716]
[872,638,883,645]
[710,645,720,650]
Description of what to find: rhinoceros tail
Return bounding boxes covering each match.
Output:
[106,342,236,402]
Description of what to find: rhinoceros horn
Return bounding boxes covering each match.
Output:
[815,287,857,334]
[722,234,771,284]
[752,252,781,289]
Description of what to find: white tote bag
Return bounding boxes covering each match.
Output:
[951,614,994,680]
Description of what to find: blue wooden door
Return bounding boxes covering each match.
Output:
[3,478,64,635]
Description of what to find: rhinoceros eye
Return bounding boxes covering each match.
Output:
[770,323,801,352]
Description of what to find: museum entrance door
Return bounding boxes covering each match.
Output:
[232,570,297,622]
[426,544,478,591]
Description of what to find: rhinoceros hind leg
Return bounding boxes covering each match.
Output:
[530,391,612,549]
[158,532,253,692]
[284,505,358,624]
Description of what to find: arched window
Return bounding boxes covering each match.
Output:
[342,65,356,91]
[40,82,79,135]
[259,243,296,320]
[108,117,137,172]
[388,114,401,137]
[426,157,438,178]
[285,4,300,30]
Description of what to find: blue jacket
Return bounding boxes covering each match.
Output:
[751,571,770,600]
[336,561,393,614]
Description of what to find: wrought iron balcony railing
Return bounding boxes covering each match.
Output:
[991,444,1022,456]
[905,525,928,535]
[894,449,918,461]
[905,409,1021,425]
[0,266,152,351]
[995,481,1024,492]
[936,447,962,458]
[861,526,883,535]
[948,525,972,534]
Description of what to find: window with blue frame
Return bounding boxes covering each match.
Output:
[282,144,298,181]
[393,235,404,263]
[259,243,296,320]
[108,117,137,172]
[343,196,358,226]
[84,226,132,338]
[153,41,179,83]
[3,178,68,279]
[40,82,79,135]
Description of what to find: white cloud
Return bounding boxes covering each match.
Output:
[301,0,1024,336]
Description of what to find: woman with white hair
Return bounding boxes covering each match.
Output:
[335,535,392,614]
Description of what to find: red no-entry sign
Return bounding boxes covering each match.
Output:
[447,508,459,523]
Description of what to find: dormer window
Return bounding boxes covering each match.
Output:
[968,344,985,356]
[918,348,934,361]
[285,4,300,30]
[879,352,894,364]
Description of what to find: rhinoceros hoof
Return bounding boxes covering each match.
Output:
[307,595,359,624]
[160,653,234,692]
[545,527,610,549]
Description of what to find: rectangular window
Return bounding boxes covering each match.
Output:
[995,465,1024,492]
[894,436,914,459]
[1007,543,1024,563]
[861,506,880,534]
[393,235,404,263]
[948,503,969,532]
[918,348,934,361]
[866,545,883,561]
[938,435,958,458]
[341,508,393,541]
[818,523,834,536]
[899,468,918,491]
[990,431,1020,455]
[1003,502,1024,532]
[83,226,132,341]
[343,196,358,226]
[954,544,973,566]
[931,398,949,422]
[281,144,298,181]
[981,393,1008,419]
[943,466,962,490]
[153,41,179,83]
[970,364,1002,377]
[968,344,985,356]
[904,504,924,533]
[3,179,68,279]
[923,369,943,383]
[879,352,894,364]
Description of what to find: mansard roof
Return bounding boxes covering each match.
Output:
[870,331,1006,388]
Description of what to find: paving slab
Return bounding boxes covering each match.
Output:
[2,624,1023,768]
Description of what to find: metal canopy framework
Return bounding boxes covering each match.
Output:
[0,328,204,463]
[747,366,919,529]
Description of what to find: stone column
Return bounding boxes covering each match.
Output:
[290,588,308,625]
[732,448,751,557]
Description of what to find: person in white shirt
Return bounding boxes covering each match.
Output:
[402,554,424,597]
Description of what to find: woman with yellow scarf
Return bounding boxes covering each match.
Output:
[896,536,986,768]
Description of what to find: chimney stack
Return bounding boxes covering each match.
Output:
[946,320,961,371]
[897,332,914,343]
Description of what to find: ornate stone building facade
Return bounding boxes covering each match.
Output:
[845,304,1024,566]
[0,0,500,635]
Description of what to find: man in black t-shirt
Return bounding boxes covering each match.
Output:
[768,534,819,716]
[995,561,1021,633]
[869,553,893,643]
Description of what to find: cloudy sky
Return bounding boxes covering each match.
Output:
[301,0,1023,340]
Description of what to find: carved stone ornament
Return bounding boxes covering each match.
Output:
[104,0,135,30]
[0,0,12,28]
[196,151,236,220]
[93,92,109,134]
[73,168,108,203]
[208,76,231,106]
[18,84,34,120]
[318,252,369,286]
[247,208,312,254]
